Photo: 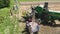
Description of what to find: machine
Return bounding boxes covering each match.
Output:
[23,2,60,25]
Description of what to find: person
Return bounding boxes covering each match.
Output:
[25,18,32,34]
[26,18,32,28]
[28,19,40,34]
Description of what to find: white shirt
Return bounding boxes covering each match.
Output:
[29,22,39,32]
[26,21,30,26]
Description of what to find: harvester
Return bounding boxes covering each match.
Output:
[23,2,60,25]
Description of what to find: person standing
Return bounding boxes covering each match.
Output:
[28,19,40,34]
[28,6,40,34]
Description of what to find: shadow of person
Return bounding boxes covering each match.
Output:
[22,27,30,34]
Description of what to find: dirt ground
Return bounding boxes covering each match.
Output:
[19,22,60,34]
[20,2,60,11]
[39,24,60,34]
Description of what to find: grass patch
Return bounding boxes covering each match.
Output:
[10,0,43,3]
[0,7,20,34]
[18,0,43,2]
[0,0,19,33]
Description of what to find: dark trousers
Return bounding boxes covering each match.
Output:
[33,31,38,34]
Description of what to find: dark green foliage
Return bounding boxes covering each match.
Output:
[0,0,10,8]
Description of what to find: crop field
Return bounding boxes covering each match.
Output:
[0,0,60,34]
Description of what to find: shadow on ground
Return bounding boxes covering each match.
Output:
[22,27,30,34]
[41,22,60,27]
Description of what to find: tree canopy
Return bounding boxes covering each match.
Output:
[0,0,10,8]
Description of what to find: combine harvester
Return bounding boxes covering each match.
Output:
[23,2,60,25]
[34,2,60,25]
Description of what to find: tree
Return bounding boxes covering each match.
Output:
[0,0,10,8]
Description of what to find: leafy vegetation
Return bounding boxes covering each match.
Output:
[0,0,10,8]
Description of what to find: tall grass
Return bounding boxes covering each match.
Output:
[0,0,19,34]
